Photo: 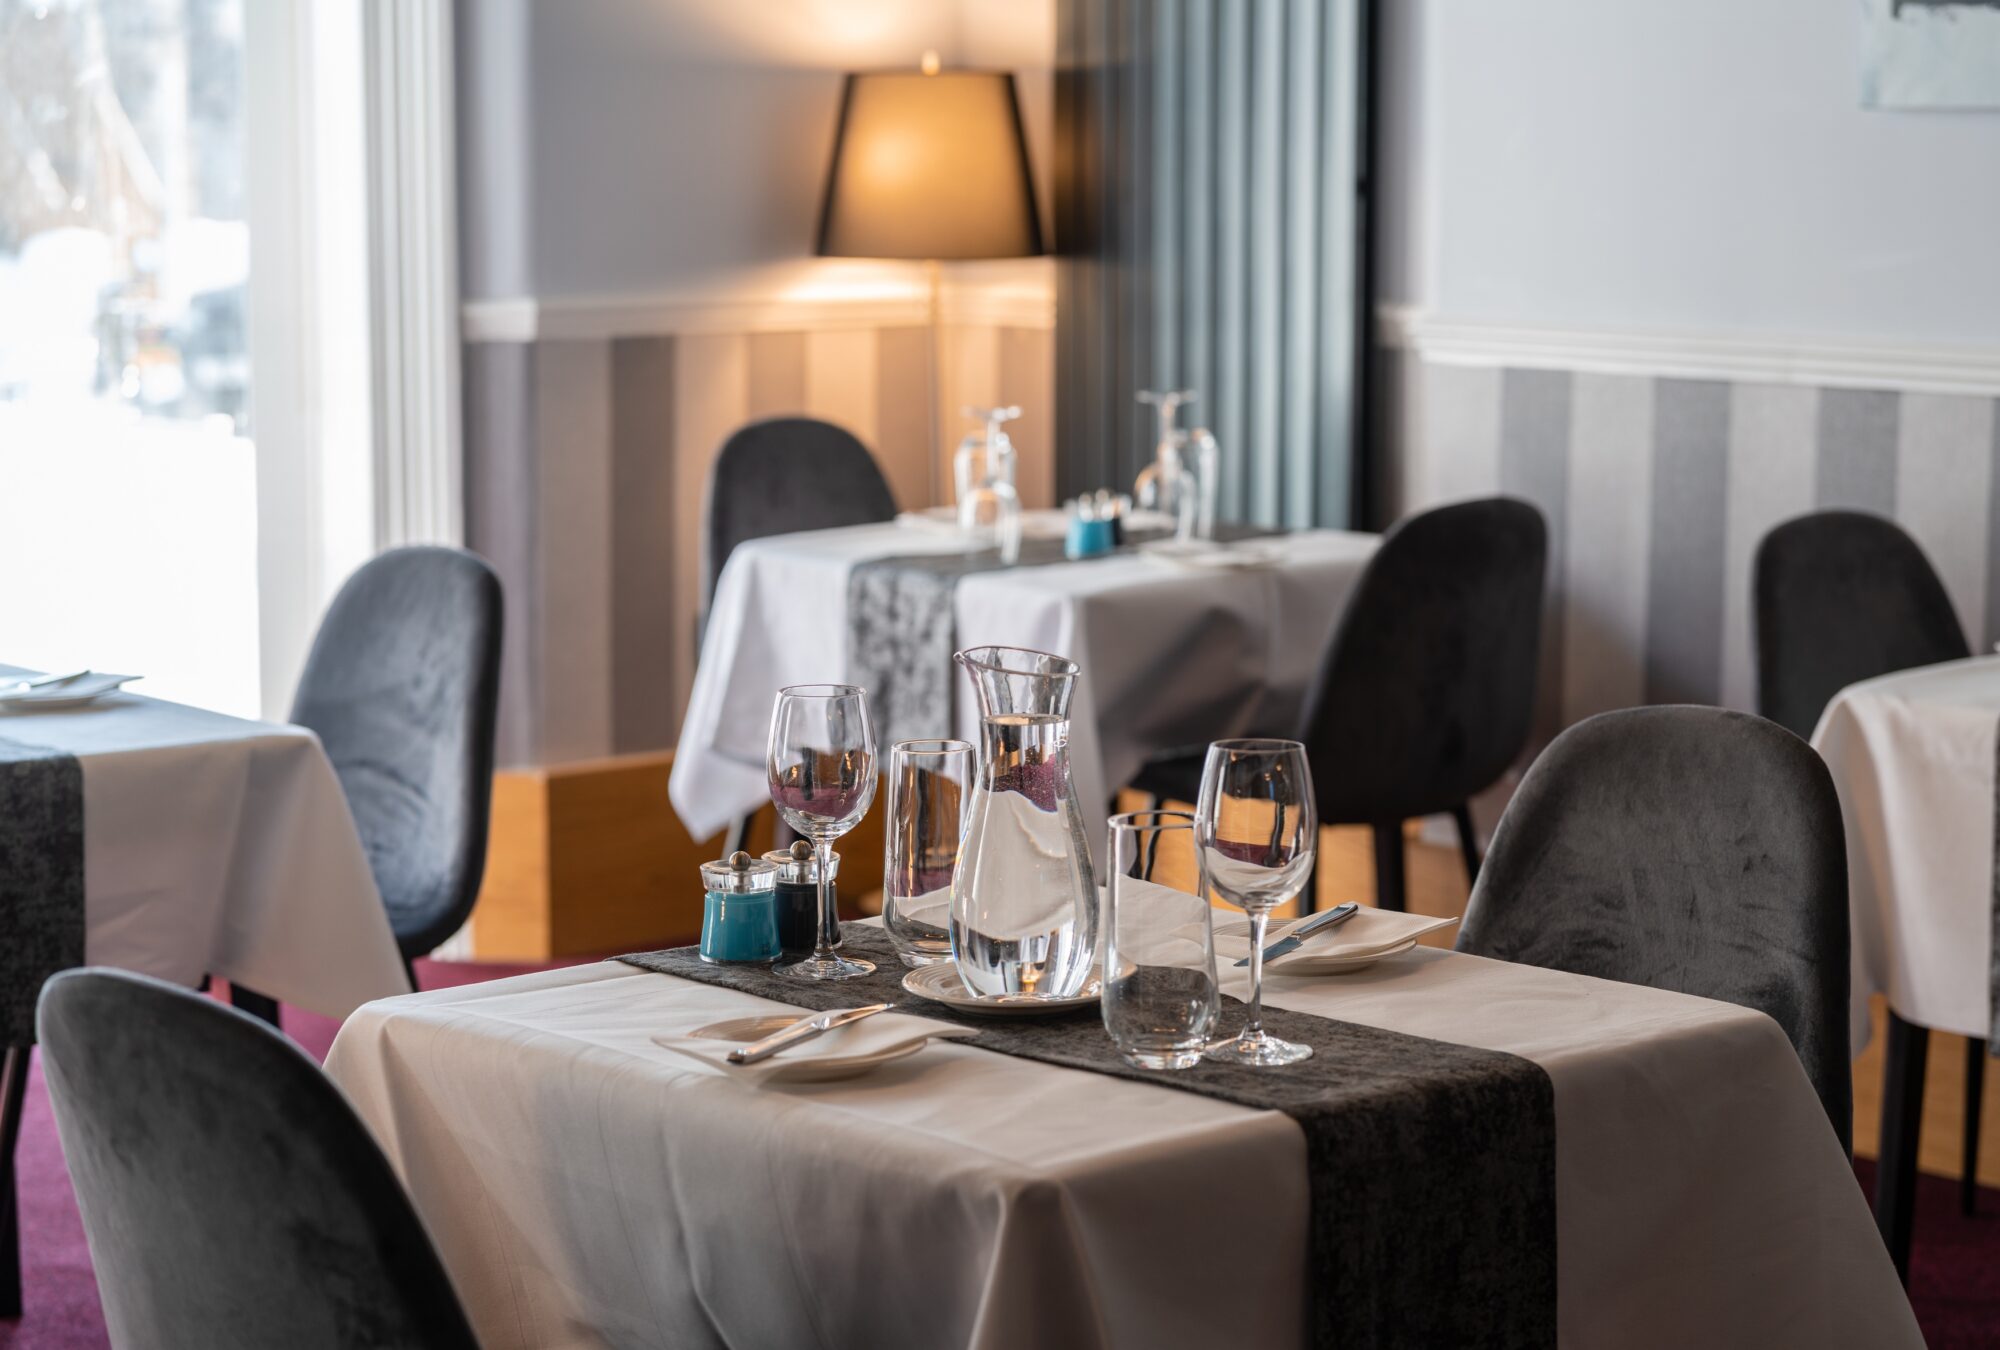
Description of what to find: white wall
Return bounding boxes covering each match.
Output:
[1386,0,2000,346]
[461,0,1054,304]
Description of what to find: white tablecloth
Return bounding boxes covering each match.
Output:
[669,525,1381,852]
[1,671,409,1017]
[1814,654,2000,1050]
[327,936,1916,1350]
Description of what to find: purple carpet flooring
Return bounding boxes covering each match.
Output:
[4,964,1999,1347]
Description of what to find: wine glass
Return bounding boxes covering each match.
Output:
[767,684,878,981]
[1195,739,1317,1066]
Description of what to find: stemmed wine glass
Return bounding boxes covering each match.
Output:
[1195,738,1317,1066]
[768,684,878,981]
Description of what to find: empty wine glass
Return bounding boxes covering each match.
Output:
[1195,739,1317,1066]
[768,684,878,981]
[883,738,973,967]
[1103,810,1219,1069]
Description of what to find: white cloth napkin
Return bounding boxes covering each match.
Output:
[651,1010,979,1082]
[1216,908,1460,968]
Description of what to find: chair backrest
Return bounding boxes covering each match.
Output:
[1754,509,1969,739]
[1455,706,1853,1150]
[37,969,479,1350]
[1301,495,1546,822]
[291,547,503,959]
[701,417,898,619]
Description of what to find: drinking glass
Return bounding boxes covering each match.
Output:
[883,738,973,968]
[1195,739,1317,1066]
[1103,810,1219,1069]
[767,684,878,981]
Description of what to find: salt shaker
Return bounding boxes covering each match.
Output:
[699,851,780,963]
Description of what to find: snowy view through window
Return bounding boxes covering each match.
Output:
[0,0,258,715]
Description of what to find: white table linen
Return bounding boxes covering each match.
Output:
[328,936,1916,1350]
[669,525,1381,852]
[1814,654,2000,1051]
[0,670,408,1017]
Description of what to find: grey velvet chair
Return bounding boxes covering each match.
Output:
[1456,706,1853,1157]
[702,417,896,850]
[1132,496,1547,909]
[37,968,479,1349]
[1754,508,1973,1273]
[234,547,503,1022]
[701,416,898,631]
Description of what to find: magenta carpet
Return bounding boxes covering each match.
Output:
[3,967,1998,1347]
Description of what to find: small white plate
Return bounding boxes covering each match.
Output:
[902,962,1102,1016]
[1137,539,1278,571]
[1214,911,1458,975]
[0,673,139,710]
[684,1014,927,1082]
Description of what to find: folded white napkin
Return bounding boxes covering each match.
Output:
[1215,908,1459,968]
[651,1010,978,1083]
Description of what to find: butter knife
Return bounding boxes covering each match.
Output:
[725,1003,891,1065]
[1235,901,1359,967]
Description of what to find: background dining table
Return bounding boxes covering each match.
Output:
[326,923,1918,1350]
[0,666,409,1017]
[670,521,1381,861]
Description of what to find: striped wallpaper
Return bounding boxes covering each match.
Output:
[1400,355,2000,740]
[464,320,1055,768]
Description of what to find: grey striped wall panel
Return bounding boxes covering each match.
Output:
[1402,358,2000,741]
[462,323,1056,768]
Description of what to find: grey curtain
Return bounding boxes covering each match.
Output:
[1055,0,1373,529]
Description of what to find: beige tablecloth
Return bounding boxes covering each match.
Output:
[327,936,1916,1349]
[1814,654,2000,1049]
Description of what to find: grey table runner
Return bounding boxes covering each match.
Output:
[0,735,85,1047]
[619,925,1557,1349]
[849,524,1280,749]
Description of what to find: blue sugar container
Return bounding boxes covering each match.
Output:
[699,851,781,963]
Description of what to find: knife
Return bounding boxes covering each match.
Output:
[725,1003,891,1065]
[1236,901,1359,967]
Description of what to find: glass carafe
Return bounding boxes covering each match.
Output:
[949,646,1099,998]
[1135,389,1200,531]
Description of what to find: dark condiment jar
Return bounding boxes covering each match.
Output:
[765,840,841,955]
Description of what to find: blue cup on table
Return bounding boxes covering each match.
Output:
[699,852,781,963]
[1065,515,1115,560]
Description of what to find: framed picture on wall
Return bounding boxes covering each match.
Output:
[1861,0,2000,108]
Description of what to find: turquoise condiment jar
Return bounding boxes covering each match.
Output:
[699,851,781,963]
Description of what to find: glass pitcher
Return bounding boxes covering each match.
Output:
[949,646,1099,998]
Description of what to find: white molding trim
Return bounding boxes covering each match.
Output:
[1380,305,2000,399]
[365,0,464,548]
[463,279,1057,343]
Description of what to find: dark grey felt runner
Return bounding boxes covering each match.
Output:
[0,735,85,1047]
[620,924,1557,1349]
[848,524,1280,748]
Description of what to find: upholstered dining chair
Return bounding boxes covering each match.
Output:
[1754,509,1969,740]
[701,416,898,631]
[702,417,897,851]
[38,968,480,1350]
[234,547,503,1021]
[1456,706,1853,1154]
[1132,496,1547,910]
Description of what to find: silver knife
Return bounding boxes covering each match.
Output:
[1236,901,1359,967]
[726,1003,891,1064]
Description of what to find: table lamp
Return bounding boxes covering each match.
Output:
[816,53,1045,504]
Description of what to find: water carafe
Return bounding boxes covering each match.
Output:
[949,646,1099,998]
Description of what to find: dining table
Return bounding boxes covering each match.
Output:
[1813,653,2000,1275]
[326,920,1918,1350]
[669,518,1381,861]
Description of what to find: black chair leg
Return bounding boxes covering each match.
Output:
[1372,821,1407,912]
[1876,1011,1929,1286]
[402,954,421,994]
[1450,803,1481,888]
[1,1044,29,1318]
[228,984,280,1028]
[1965,1037,1986,1217]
